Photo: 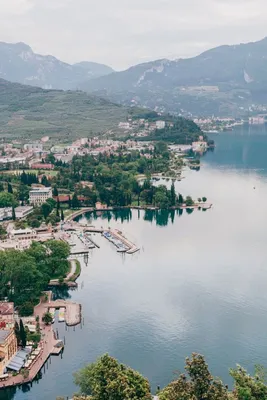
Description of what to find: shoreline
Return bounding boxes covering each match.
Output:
[66,203,213,222]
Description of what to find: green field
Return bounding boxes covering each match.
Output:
[2,169,59,177]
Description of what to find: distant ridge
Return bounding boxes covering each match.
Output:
[0,41,114,90]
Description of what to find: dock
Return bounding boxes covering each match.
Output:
[103,229,139,254]
[43,300,81,326]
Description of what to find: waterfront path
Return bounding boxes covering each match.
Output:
[0,305,59,389]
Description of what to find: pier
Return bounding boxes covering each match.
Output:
[0,295,81,390]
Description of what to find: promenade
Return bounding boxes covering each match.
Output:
[0,296,81,390]
[0,309,59,389]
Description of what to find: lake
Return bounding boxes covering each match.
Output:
[3,125,267,400]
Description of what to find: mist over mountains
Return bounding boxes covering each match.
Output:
[1,37,267,116]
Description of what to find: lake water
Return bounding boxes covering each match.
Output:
[3,125,267,400]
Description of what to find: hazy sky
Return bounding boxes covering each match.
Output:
[0,0,267,70]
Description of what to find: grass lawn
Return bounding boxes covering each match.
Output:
[69,260,81,282]
[2,169,59,177]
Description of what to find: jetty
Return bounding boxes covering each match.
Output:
[0,295,81,390]
[41,300,81,326]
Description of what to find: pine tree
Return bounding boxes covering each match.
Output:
[56,207,60,218]
[12,205,16,221]
[14,321,20,346]
[61,208,64,221]
[68,195,72,209]
[7,183,13,194]
[53,186,59,197]
[19,319,27,348]
[170,182,176,206]
[41,175,49,187]
[72,193,80,209]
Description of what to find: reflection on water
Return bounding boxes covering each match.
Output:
[78,207,206,227]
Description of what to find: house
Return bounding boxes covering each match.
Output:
[31,163,54,170]
[10,228,37,241]
[0,303,14,328]
[95,202,107,210]
[14,206,34,219]
[0,330,17,376]
[29,187,53,205]
[24,143,43,152]
[156,120,166,129]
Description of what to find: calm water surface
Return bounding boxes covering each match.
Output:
[3,125,267,400]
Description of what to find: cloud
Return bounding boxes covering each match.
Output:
[0,0,266,69]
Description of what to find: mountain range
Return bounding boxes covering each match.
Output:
[82,37,267,117]
[1,38,267,117]
[0,42,114,90]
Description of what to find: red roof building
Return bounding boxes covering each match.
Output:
[31,163,54,170]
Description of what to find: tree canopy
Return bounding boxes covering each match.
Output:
[74,354,151,400]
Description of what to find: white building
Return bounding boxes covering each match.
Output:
[10,228,37,241]
[118,122,130,130]
[0,208,12,221]
[24,143,43,151]
[15,206,34,219]
[29,187,52,205]
[156,120,166,129]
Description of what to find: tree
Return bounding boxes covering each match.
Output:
[68,195,72,209]
[14,321,20,346]
[170,182,176,206]
[230,365,267,400]
[0,182,4,192]
[12,205,16,221]
[46,198,57,209]
[178,193,184,205]
[61,208,64,221]
[53,186,59,197]
[202,197,207,202]
[0,192,17,208]
[41,202,52,219]
[185,196,194,207]
[72,193,80,209]
[41,175,49,187]
[7,182,13,194]
[159,353,229,400]
[19,319,27,347]
[42,311,53,325]
[0,225,7,239]
[74,354,151,400]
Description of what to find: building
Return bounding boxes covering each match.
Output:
[14,206,34,219]
[156,120,166,129]
[118,122,130,130]
[0,208,12,222]
[10,228,37,241]
[29,187,52,205]
[31,163,54,170]
[0,330,17,376]
[0,303,14,329]
[24,143,43,151]
[95,202,107,210]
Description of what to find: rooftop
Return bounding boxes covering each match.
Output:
[0,330,11,344]
[29,187,52,193]
[0,302,14,316]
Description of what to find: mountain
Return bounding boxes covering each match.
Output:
[82,37,267,117]
[74,61,114,77]
[0,42,114,90]
[0,78,128,142]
